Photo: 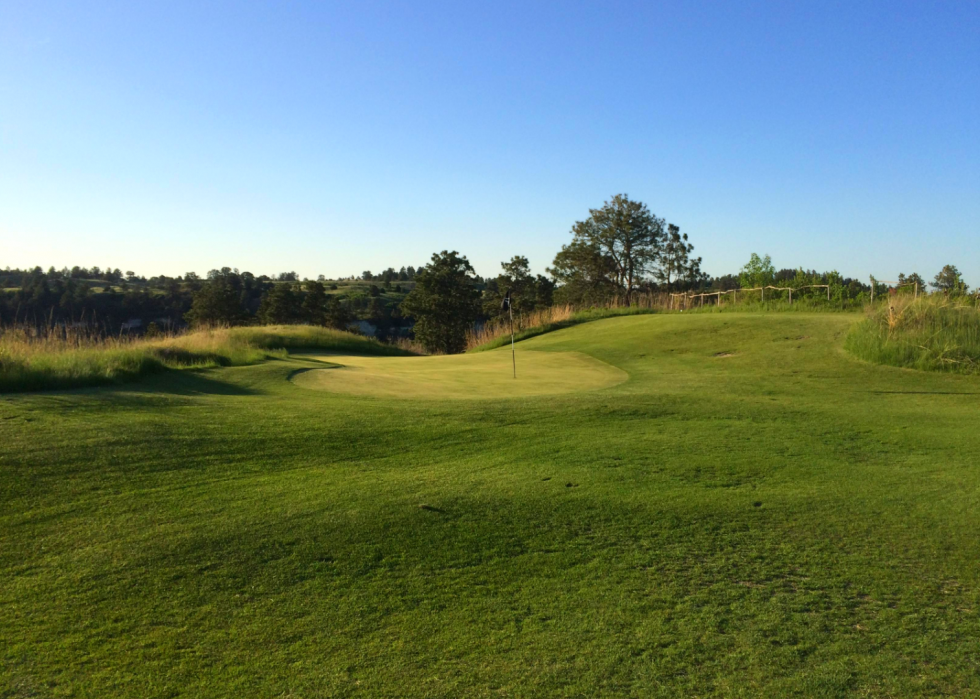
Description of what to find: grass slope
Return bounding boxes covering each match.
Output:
[0,325,407,393]
[3,313,980,697]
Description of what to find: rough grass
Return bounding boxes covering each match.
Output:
[3,313,980,696]
[845,295,980,373]
[0,325,409,393]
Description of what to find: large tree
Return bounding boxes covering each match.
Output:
[654,224,699,293]
[931,265,969,295]
[897,272,926,293]
[325,296,353,331]
[548,238,619,305]
[738,253,775,289]
[482,255,548,320]
[401,251,481,354]
[302,280,329,325]
[552,194,665,304]
[257,283,301,325]
[184,271,247,327]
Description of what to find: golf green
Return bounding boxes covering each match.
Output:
[290,349,627,398]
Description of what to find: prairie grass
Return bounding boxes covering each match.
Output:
[467,291,863,352]
[0,324,410,393]
[845,294,980,373]
[467,302,666,352]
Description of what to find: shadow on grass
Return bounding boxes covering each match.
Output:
[116,370,262,396]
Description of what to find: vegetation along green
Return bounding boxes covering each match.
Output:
[846,293,980,374]
[3,312,980,696]
[0,325,408,393]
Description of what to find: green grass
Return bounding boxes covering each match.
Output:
[3,313,980,696]
[845,295,980,374]
[292,349,627,399]
[469,305,660,352]
[0,325,409,393]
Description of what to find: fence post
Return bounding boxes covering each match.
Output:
[789,288,792,304]
[870,276,874,304]
[827,285,830,301]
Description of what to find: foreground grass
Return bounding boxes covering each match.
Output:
[2,313,980,696]
[0,325,408,393]
[846,295,980,374]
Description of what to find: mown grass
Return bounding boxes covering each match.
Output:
[292,348,627,399]
[3,312,980,696]
[0,325,409,393]
[845,294,980,374]
[468,305,660,352]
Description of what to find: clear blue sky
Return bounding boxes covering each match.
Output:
[2,1,978,283]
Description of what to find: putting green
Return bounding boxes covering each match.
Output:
[290,348,628,398]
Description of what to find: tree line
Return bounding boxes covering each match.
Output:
[2,193,971,352]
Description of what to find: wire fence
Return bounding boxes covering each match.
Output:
[667,277,934,310]
[668,284,833,309]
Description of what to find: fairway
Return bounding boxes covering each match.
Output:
[3,313,980,697]
[290,349,628,398]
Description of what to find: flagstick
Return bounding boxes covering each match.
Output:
[509,301,516,379]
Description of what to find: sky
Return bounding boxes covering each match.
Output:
[1,0,978,284]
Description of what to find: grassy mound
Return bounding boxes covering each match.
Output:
[0,325,408,393]
[467,305,659,352]
[292,349,627,399]
[845,295,980,373]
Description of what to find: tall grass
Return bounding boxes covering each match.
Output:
[0,325,411,393]
[845,294,980,373]
[466,302,665,352]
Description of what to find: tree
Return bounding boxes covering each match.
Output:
[534,274,555,308]
[184,273,247,326]
[483,256,541,319]
[654,224,698,293]
[368,297,392,340]
[549,238,618,305]
[258,283,301,324]
[560,194,665,304]
[325,296,352,330]
[931,265,969,295]
[401,251,481,354]
[302,280,329,325]
[739,253,775,289]
[897,272,926,293]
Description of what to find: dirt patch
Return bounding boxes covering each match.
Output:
[713,351,737,358]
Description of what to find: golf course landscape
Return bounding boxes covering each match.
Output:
[3,311,979,697]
